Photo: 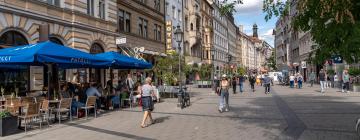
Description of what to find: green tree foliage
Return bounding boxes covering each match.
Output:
[267,51,277,70]
[199,64,212,80]
[152,52,184,85]
[220,0,360,64]
[237,67,246,75]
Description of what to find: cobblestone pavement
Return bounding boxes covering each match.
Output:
[2,82,360,140]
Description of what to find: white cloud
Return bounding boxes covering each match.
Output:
[260,29,275,47]
[234,0,263,15]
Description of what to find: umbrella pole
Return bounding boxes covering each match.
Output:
[47,64,52,100]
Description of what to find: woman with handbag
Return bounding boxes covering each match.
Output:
[140,77,155,128]
[219,74,230,113]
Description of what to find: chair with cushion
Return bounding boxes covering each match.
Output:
[53,98,72,124]
[18,102,41,133]
[78,96,96,120]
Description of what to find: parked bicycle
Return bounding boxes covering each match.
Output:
[177,86,190,109]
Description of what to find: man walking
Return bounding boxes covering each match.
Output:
[289,74,295,88]
[319,69,326,93]
[249,74,256,92]
[309,71,316,87]
[297,73,303,89]
[239,75,245,93]
[263,74,271,94]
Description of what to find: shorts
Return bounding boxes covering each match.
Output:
[141,96,154,111]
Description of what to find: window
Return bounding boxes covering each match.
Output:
[184,0,188,8]
[87,0,94,16]
[139,0,146,4]
[178,10,181,21]
[154,24,161,41]
[172,6,176,19]
[185,17,188,31]
[165,3,169,15]
[138,18,148,38]
[118,10,131,33]
[154,0,160,11]
[46,0,60,6]
[98,0,105,19]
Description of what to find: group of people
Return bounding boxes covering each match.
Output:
[318,69,351,93]
[288,73,304,89]
[216,73,272,113]
[57,74,157,128]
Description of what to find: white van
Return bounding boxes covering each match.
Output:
[268,72,282,82]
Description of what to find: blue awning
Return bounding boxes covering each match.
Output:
[0,41,109,68]
[95,51,152,69]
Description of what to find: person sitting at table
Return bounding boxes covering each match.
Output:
[132,82,142,105]
[71,83,87,116]
[59,84,71,99]
[86,83,101,112]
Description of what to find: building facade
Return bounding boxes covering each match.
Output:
[183,0,202,64]
[275,15,291,72]
[201,0,213,64]
[211,0,228,76]
[227,14,237,67]
[0,0,118,91]
[165,0,183,54]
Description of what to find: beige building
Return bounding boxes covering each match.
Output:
[201,0,213,64]
[0,0,119,92]
[0,0,165,93]
[183,0,202,64]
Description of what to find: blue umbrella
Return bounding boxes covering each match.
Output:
[0,41,109,68]
[95,51,152,69]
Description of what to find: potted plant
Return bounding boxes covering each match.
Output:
[0,110,19,136]
[348,67,360,92]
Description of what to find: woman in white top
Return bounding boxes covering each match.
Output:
[289,74,295,88]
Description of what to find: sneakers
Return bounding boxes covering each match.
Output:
[225,108,229,112]
[218,109,223,113]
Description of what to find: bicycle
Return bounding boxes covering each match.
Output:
[177,86,190,109]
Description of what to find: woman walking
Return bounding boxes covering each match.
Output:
[219,74,230,113]
[140,77,155,128]
[232,77,237,94]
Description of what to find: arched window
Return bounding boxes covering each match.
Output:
[89,43,105,84]
[90,43,104,54]
[0,30,29,95]
[49,37,63,45]
[0,31,28,48]
[190,23,193,31]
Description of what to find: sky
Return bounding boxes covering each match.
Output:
[231,0,278,47]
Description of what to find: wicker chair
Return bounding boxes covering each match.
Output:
[78,96,97,120]
[40,100,51,127]
[5,98,21,115]
[53,98,72,124]
[18,103,41,133]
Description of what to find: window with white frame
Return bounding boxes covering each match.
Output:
[46,0,60,6]
[87,0,94,16]
[154,24,161,41]
[172,6,176,19]
[178,9,181,21]
[98,0,105,19]
[138,18,148,38]
[154,0,161,11]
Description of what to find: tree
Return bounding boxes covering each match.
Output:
[237,67,246,76]
[267,51,277,71]
[220,0,360,64]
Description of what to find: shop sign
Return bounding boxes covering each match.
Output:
[116,37,126,45]
[166,21,174,54]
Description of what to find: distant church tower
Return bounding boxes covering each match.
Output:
[253,23,258,38]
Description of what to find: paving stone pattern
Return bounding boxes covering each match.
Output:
[2,82,360,140]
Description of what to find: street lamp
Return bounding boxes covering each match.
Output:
[174,25,183,90]
[210,48,215,90]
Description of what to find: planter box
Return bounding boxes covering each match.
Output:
[353,85,360,92]
[0,116,20,137]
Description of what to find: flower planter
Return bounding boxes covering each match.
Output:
[0,116,20,136]
[353,85,360,92]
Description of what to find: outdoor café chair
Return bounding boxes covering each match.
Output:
[21,97,35,105]
[5,98,21,115]
[78,96,97,120]
[40,100,51,127]
[35,96,45,104]
[18,102,41,133]
[53,98,72,124]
